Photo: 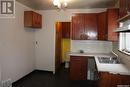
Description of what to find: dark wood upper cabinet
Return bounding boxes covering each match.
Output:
[98,12,107,40]
[62,22,71,39]
[98,9,119,41]
[119,0,130,21]
[70,56,88,80]
[127,0,130,13]
[119,0,127,18]
[107,8,119,41]
[24,11,42,28]
[84,14,98,40]
[71,9,118,41]
[72,14,85,40]
[71,14,98,40]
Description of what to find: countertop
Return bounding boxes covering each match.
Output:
[68,52,130,75]
[95,56,130,75]
[69,52,115,57]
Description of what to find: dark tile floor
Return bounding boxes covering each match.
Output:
[13,65,97,87]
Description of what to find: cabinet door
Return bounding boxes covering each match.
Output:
[71,14,85,40]
[98,72,111,87]
[107,9,119,41]
[24,11,33,27]
[121,75,130,85]
[98,73,130,87]
[80,57,88,80]
[37,14,42,28]
[110,74,130,87]
[127,0,130,13]
[110,74,122,87]
[119,0,127,18]
[33,12,42,28]
[70,56,87,80]
[32,12,38,27]
[98,12,107,40]
[24,11,42,28]
[84,14,98,40]
[62,22,71,38]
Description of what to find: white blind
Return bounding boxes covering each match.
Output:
[125,33,130,52]
[119,33,130,53]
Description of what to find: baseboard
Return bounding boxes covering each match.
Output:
[34,70,53,73]
[13,69,54,85]
[12,70,35,84]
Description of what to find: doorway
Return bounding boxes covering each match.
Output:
[55,22,71,73]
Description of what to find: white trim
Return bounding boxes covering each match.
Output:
[118,50,130,56]
[112,51,118,57]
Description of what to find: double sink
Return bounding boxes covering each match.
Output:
[69,51,121,64]
[98,56,120,64]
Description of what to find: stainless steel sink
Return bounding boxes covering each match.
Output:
[98,57,121,64]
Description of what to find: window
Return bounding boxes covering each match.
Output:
[119,32,130,55]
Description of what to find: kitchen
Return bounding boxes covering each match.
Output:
[0,0,130,87]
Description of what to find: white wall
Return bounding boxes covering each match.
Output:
[0,61,1,82]
[0,2,35,82]
[0,1,114,82]
[35,8,107,73]
[71,40,112,53]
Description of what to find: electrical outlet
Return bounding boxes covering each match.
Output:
[2,79,12,87]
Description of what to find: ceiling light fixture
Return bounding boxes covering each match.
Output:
[53,0,68,10]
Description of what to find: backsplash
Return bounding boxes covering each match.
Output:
[71,40,112,53]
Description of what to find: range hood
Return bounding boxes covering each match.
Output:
[114,25,130,32]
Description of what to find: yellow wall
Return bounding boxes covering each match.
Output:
[61,39,70,63]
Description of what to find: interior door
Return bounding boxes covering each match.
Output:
[55,22,62,72]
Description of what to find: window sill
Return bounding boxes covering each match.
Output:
[118,50,130,56]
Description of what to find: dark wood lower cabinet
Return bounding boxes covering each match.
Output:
[98,72,111,87]
[98,72,130,87]
[70,56,88,80]
[70,56,130,86]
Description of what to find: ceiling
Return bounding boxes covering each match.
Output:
[16,0,118,10]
